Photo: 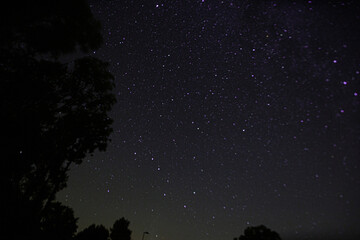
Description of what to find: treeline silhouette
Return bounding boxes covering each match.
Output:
[76,218,131,240]
[1,0,115,239]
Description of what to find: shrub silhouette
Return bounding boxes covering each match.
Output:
[234,225,281,240]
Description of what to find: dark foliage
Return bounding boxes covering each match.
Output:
[234,225,282,240]
[41,202,78,240]
[1,0,115,239]
[110,217,132,240]
[76,224,109,240]
[0,0,102,56]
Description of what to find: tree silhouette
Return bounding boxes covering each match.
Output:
[76,224,109,240]
[40,202,78,240]
[1,0,115,238]
[110,217,132,240]
[234,225,282,240]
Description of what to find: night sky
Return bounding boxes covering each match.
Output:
[57,1,360,240]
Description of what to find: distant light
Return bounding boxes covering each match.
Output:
[333,59,337,63]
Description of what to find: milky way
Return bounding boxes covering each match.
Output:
[58,1,360,240]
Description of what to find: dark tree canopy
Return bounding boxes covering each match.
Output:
[110,217,132,240]
[76,224,109,240]
[0,0,102,55]
[40,202,78,240]
[235,225,282,240]
[1,0,115,239]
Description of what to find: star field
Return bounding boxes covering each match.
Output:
[57,1,360,240]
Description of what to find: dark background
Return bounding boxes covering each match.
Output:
[57,1,360,240]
